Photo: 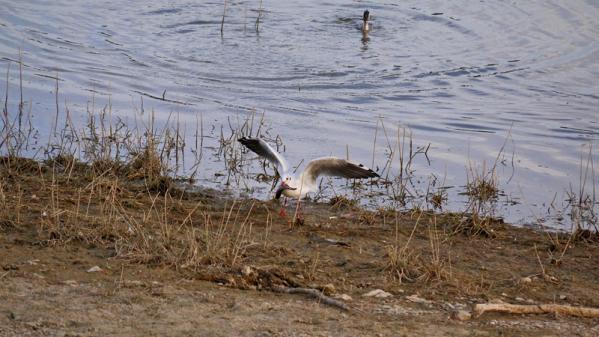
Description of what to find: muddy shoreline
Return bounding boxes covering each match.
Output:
[1,157,598,336]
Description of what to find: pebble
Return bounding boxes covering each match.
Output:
[363,289,393,298]
[335,294,353,301]
[451,310,472,321]
[559,294,567,300]
[87,266,102,273]
[520,276,532,284]
[322,283,336,295]
[406,294,432,304]
[241,265,252,276]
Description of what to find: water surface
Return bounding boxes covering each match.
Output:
[1,0,598,228]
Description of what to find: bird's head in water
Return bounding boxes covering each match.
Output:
[363,10,370,22]
[362,10,371,33]
[275,176,297,199]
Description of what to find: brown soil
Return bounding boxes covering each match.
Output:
[1,157,599,336]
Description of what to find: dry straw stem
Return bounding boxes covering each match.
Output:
[385,210,423,282]
[423,215,451,282]
[220,0,227,34]
[255,0,264,32]
[474,302,599,318]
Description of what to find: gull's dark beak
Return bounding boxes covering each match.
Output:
[275,181,296,199]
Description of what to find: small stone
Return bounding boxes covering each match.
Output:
[334,294,353,301]
[520,276,532,284]
[559,294,567,300]
[501,293,508,297]
[406,294,432,304]
[322,283,336,296]
[63,280,78,286]
[241,265,252,276]
[451,310,472,321]
[87,266,102,273]
[515,297,525,302]
[363,289,393,298]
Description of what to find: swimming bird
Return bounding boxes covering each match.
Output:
[238,137,379,201]
[362,10,372,32]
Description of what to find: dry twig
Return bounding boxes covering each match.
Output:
[272,286,350,311]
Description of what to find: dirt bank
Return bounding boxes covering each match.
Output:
[1,157,598,336]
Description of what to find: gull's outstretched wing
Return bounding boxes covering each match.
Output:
[303,157,379,185]
[238,137,289,174]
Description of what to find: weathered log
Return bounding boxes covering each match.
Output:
[474,303,599,318]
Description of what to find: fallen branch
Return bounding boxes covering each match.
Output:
[474,303,599,318]
[272,286,350,311]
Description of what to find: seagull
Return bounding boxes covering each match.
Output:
[238,137,379,203]
[362,10,372,33]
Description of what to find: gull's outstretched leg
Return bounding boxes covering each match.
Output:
[278,197,288,217]
[293,199,304,223]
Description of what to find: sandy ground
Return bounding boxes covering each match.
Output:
[1,159,599,336]
[1,243,597,337]
[2,219,599,337]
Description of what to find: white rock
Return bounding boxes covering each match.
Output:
[452,310,472,321]
[559,294,567,300]
[87,266,103,273]
[520,276,532,284]
[335,294,353,301]
[241,265,252,276]
[363,289,393,298]
[406,294,432,304]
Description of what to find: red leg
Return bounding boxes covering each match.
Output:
[294,200,304,222]
[278,197,288,218]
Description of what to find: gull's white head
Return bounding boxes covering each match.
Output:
[275,175,298,199]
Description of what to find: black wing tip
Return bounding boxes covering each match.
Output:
[366,168,380,178]
[355,162,379,178]
[238,137,259,146]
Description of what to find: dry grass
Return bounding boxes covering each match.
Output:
[385,211,423,283]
